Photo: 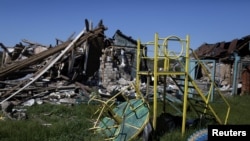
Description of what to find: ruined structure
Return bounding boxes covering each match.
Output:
[0,20,149,108]
[194,35,250,95]
[98,30,148,88]
[0,19,107,104]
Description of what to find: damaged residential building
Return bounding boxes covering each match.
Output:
[0,19,148,109]
[0,19,108,105]
[99,30,148,88]
[193,35,250,95]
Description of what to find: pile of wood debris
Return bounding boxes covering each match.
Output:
[0,19,111,119]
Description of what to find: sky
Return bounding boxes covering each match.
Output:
[1,0,250,54]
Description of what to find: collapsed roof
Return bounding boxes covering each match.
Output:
[0,19,108,103]
[0,19,107,81]
[194,35,250,60]
[0,19,149,105]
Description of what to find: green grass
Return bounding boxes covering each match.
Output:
[222,95,250,124]
[0,103,101,141]
[0,95,250,141]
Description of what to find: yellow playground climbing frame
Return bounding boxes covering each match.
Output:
[136,33,231,136]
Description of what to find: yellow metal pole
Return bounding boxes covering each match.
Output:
[181,35,190,136]
[163,42,169,112]
[136,39,141,99]
[153,33,159,130]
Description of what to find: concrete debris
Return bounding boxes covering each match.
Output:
[1,101,14,113]
[1,101,27,120]
[22,99,35,106]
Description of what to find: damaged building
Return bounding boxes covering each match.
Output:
[0,19,108,106]
[99,30,148,88]
[0,19,148,111]
[194,35,250,95]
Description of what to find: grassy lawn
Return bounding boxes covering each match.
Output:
[0,95,249,141]
[160,94,250,141]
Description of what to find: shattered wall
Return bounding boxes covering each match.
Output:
[113,30,148,76]
[99,47,133,87]
[98,30,148,88]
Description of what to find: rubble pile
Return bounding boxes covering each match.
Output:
[0,19,152,120]
[0,19,109,119]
